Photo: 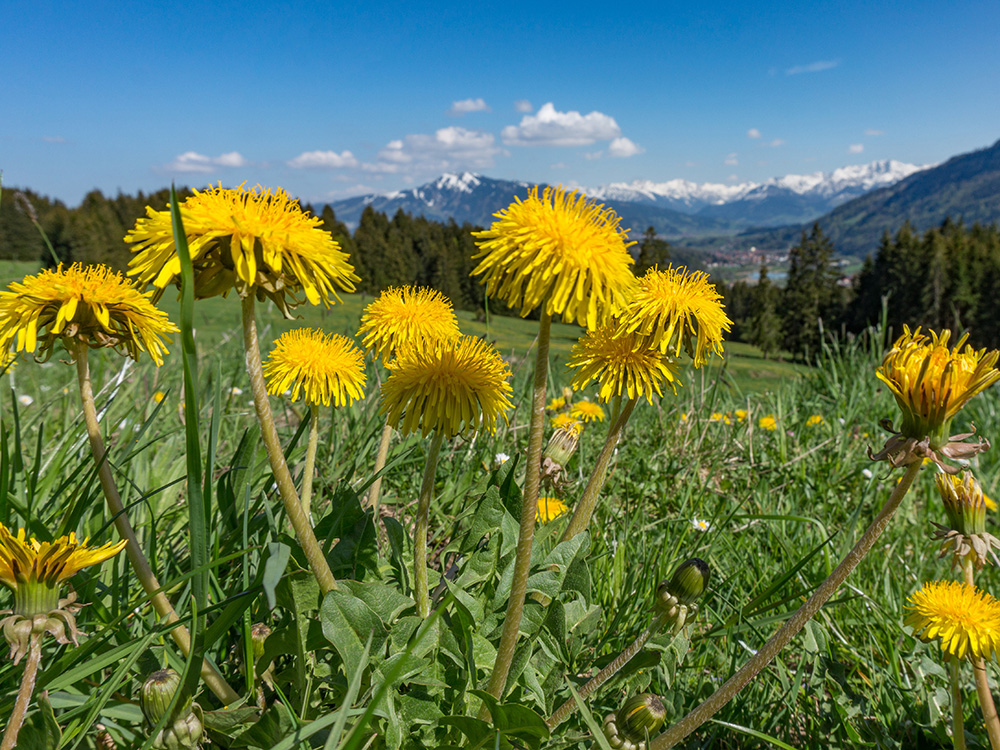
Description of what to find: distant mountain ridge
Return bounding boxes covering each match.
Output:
[324,160,925,236]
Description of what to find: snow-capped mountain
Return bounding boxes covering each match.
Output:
[325,161,927,236]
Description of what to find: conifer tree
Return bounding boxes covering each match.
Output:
[635,226,671,276]
[748,265,781,359]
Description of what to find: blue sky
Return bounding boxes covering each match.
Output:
[4,0,999,206]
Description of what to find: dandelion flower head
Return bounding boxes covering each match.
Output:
[471,186,636,329]
[537,497,569,523]
[618,266,731,368]
[568,324,679,404]
[905,580,1000,662]
[263,328,366,407]
[0,264,178,366]
[380,336,513,438]
[125,184,360,316]
[759,414,777,431]
[551,413,583,433]
[806,414,824,427]
[877,326,1000,446]
[357,286,461,363]
[546,396,567,412]
[570,399,606,423]
[0,523,126,592]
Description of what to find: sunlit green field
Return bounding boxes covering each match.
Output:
[1,255,993,749]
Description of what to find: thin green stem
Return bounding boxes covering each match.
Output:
[962,558,1000,750]
[241,296,337,595]
[301,404,320,519]
[0,635,42,750]
[75,344,238,705]
[414,432,445,618]
[560,398,638,543]
[547,612,669,729]
[649,460,922,750]
[367,418,395,538]
[481,311,551,713]
[951,656,968,750]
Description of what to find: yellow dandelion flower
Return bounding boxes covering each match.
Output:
[537,497,569,523]
[551,413,583,433]
[380,336,513,438]
[735,409,748,422]
[357,285,461,363]
[758,414,777,431]
[986,492,998,512]
[125,184,360,316]
[568,324,679,404]
[153,391,166,404]
[709,412,725,423]
[877,326,1000,447]
[617,266,731,368]
[806,414,824,427]
[905,580,1000,662]
[546,396,567,411]
[0,264,178,365]
[679,412,689,422]
[263,328,366,407]
[570,399,606,423]
[471,186,636,329]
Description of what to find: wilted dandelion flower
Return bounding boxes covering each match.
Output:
[263,328,366,407]
[758,414,777,431]
[570,400,606,423]
[380,336,513,438]
[551,413,583,433]
[568,324,679,403]
[125,184,359,316]
[905,580,1000,662]
[357,285,461,363]
[617,266,731,368]
[537,497,569,523]
[0,264,178,365]
[471,186,636,328]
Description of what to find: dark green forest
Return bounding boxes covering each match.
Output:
[4,186,1000,357]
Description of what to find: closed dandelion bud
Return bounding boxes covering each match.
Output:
[938,472,986,536]
[658,558,710,608]
[141,669,189,725]
[618,693,667,742]
[544,426,579,468]
[251,622,271,663]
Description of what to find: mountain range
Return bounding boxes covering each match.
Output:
[325,139,1000,258]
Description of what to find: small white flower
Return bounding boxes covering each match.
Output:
[838,417,846,426]
[691,517,711,533]
[494,452,510,466]
[230,386,244,396]
[862,468,873,480]
[16,394,33,407]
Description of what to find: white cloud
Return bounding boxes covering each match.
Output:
[786,59,839,75]
[287,150,359,169]
[724,153,739,166]
[165,151,249,173]
[608,137,644,158]
[747,128,761,139]
[501,102,621,146]
[514,99,534,113]
[865,129,885,136]
[449,97,491,116]
[848,143,864,154]
[364,126,503,174]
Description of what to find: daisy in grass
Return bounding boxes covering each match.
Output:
[472,185,636,328]
[873,326,1000,469]
[537,497,569,523]
[905,580,1000,663]
[567,324,679,404]
[570,399,606,424]
[126,184,359,316]
[264,328,365,408]
[357,285,460,363]
[0,264,177,365]
[617,265,731,368]
[758,414,777,431]
[691,517,712,532]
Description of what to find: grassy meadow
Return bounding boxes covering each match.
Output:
[0,255,995,749]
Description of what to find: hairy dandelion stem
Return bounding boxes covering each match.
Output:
[367,419,394,515]
[75,343,238,705]
[962,557,1000,749]
[0,635,42,750]
[301,404,319,518]
[414,431,445,618]
[560,397,638,543]
[950,656,968,750]
[241,296,337,595]
[482,311,551,711]
[649,459,921,749]
[547,612,669,729]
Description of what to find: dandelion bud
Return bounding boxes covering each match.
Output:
[251,622,271,663]
[937,472,986,536]
[544,426,579,468]
[658,558,710,608]
[141,669,188,725]
[141,669,204,750]
[603,694,667,749]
